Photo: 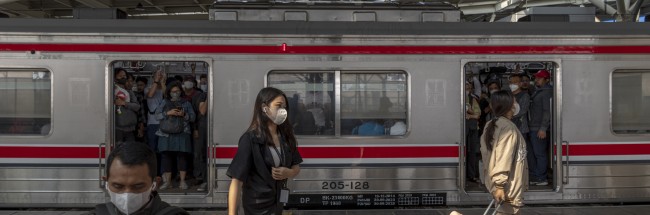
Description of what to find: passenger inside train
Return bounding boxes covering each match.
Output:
[464,62,555,191]
[111,61,210,193]
[268,72,408,137]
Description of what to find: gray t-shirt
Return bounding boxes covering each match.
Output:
[144,87,163,125]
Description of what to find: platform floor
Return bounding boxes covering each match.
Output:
[2,204,650,215]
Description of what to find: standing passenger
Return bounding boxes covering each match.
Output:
[520,75,533,96]
[135,76,149,143]
[114,68,140,145]
[146,70,166,175]
[480,90,528,215]
[227,87,303,215]
[528,70,552,186]
[156,82,196,190]
[193,90,208,191]
[465,81,481,183]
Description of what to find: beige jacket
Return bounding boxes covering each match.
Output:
[480,117,528,206]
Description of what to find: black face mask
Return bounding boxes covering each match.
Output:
[116,78,127,85]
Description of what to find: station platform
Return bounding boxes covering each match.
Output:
[2,204,650,215]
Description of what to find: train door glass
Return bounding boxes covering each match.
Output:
[463,62,557,191]
[109,61,210,194]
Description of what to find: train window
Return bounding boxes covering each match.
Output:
[341,72,407,136]
[612,70,650,134]
[0,69,51,136]
[268,72,335,136]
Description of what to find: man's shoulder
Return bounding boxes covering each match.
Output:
[153,205,189,215]
[83,203,111,215]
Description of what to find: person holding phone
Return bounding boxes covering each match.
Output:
[227,87,303,215]
[155,82,195,190]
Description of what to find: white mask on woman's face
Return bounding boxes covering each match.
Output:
[265,107,287,125]
[105,182,155,215]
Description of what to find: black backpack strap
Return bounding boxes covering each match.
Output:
[155,206,188,215]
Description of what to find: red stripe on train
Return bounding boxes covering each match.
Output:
[214,146,459,159]
[0,146,105,158]
[1,144,650,159]
[561,144,650,156]
[3,44,650,54]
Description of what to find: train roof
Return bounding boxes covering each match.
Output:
[0,19,649,36]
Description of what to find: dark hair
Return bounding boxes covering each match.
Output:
[174,75,183,82]
[113,68,126,77]
[126,73,135,81]
[248,87,297,151]
[483,90,514,151]
[509,74,523,80]
[487,80,501,89]
[200,74,207,79]
[106,142,157,181]
[136,76,148,85]
[164,81,184,99]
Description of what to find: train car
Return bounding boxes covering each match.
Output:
[0,6,650,209]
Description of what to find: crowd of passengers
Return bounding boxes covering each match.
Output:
[113,67,209,191]
[465,69,553,187]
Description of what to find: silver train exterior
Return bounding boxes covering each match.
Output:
[0,18,649,208]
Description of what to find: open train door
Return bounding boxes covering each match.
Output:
[461,62,562,197]
[103,60,214,206]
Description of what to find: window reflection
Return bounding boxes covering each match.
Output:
[0,69,51,135]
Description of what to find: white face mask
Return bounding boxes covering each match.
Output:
[512,102,520,116]
[183,81,194,89]
[509,84,519,92]
[200,84,207,92]
[489,90,498,95]
[105,182,155,215]
[265,107,288,125]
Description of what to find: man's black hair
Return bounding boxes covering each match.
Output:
[106,142,157,181]
[136,76,148,85]
[114,67,126,76]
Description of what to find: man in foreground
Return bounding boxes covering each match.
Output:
[88,142,189,215]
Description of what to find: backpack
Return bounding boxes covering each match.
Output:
[159,100,185,134]
[115,106,138,127]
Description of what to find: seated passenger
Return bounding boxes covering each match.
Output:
[352,120,385,136]
[90,142,189,215]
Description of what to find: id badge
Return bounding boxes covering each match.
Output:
[280,188,289,203]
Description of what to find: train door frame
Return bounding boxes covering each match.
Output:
[103,58,215,202]
[459,60,565,201]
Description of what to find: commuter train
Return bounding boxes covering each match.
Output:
[1,7,650,208]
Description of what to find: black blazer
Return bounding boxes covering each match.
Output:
[227,130,303,215]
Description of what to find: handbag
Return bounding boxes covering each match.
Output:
[115,107,137,127]
[159,101,185,134]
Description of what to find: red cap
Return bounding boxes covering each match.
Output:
[534,70,550,79]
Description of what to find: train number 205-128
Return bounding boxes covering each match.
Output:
[322,181,370,190]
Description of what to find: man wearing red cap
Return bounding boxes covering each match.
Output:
[528,70,552,186]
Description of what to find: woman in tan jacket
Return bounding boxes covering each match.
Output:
[480,90,528,215]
